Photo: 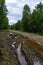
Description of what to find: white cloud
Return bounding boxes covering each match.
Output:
[8,16,17,25]
[5,0,43,25]
[9,20,17,25]
[6,0,17,5]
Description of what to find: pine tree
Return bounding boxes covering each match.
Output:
[0,0,8,29]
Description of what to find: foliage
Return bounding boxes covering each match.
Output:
[10,20,23,31]
[15,20,23,31]
[22,4,30,32]
[30,2,43,33]
[22,2,43,35]
[10,2,43,35]
[9,24,15,30]
[0,0,8,29]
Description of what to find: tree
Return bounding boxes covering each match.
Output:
[22,4,30,32]
[15,20,23,31]
[35,2,43,13]
[31,2,43,33]
[0,0,8,29]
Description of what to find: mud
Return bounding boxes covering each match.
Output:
[0,30,43,65]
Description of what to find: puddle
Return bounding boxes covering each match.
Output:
[34,61,41,65]
[16,43,27,65]
[12,42,16,48]
[15,36,18,39]
[33,57,41,65]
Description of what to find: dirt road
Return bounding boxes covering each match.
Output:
[0,30,43,65]
[10,30,43,45]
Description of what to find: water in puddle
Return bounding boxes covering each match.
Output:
[16,43,42,65]
[33,55,41,65]
[12,42,16,48]
[34,61,41,65]
[17,43,27,65]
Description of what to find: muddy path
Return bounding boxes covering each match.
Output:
[10,30,43,45]
[0,30,43,65]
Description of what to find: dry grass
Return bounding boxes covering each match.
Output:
[21,39,43,55]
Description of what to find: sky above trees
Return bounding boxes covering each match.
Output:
[5,0,43,25]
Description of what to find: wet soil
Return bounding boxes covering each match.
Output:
[0,30,43,65]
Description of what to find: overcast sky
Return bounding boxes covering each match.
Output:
[5,0,43,25]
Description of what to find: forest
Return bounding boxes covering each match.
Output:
[0,0,43,35]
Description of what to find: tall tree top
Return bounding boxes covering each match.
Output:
[0,0,5,5]
[23,4,30,13]
[35,2,43,12]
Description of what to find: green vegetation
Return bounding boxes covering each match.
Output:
[11,2,43,35]
[22,4,30,32]
[0,0,8,29]
[0,1,43,35]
